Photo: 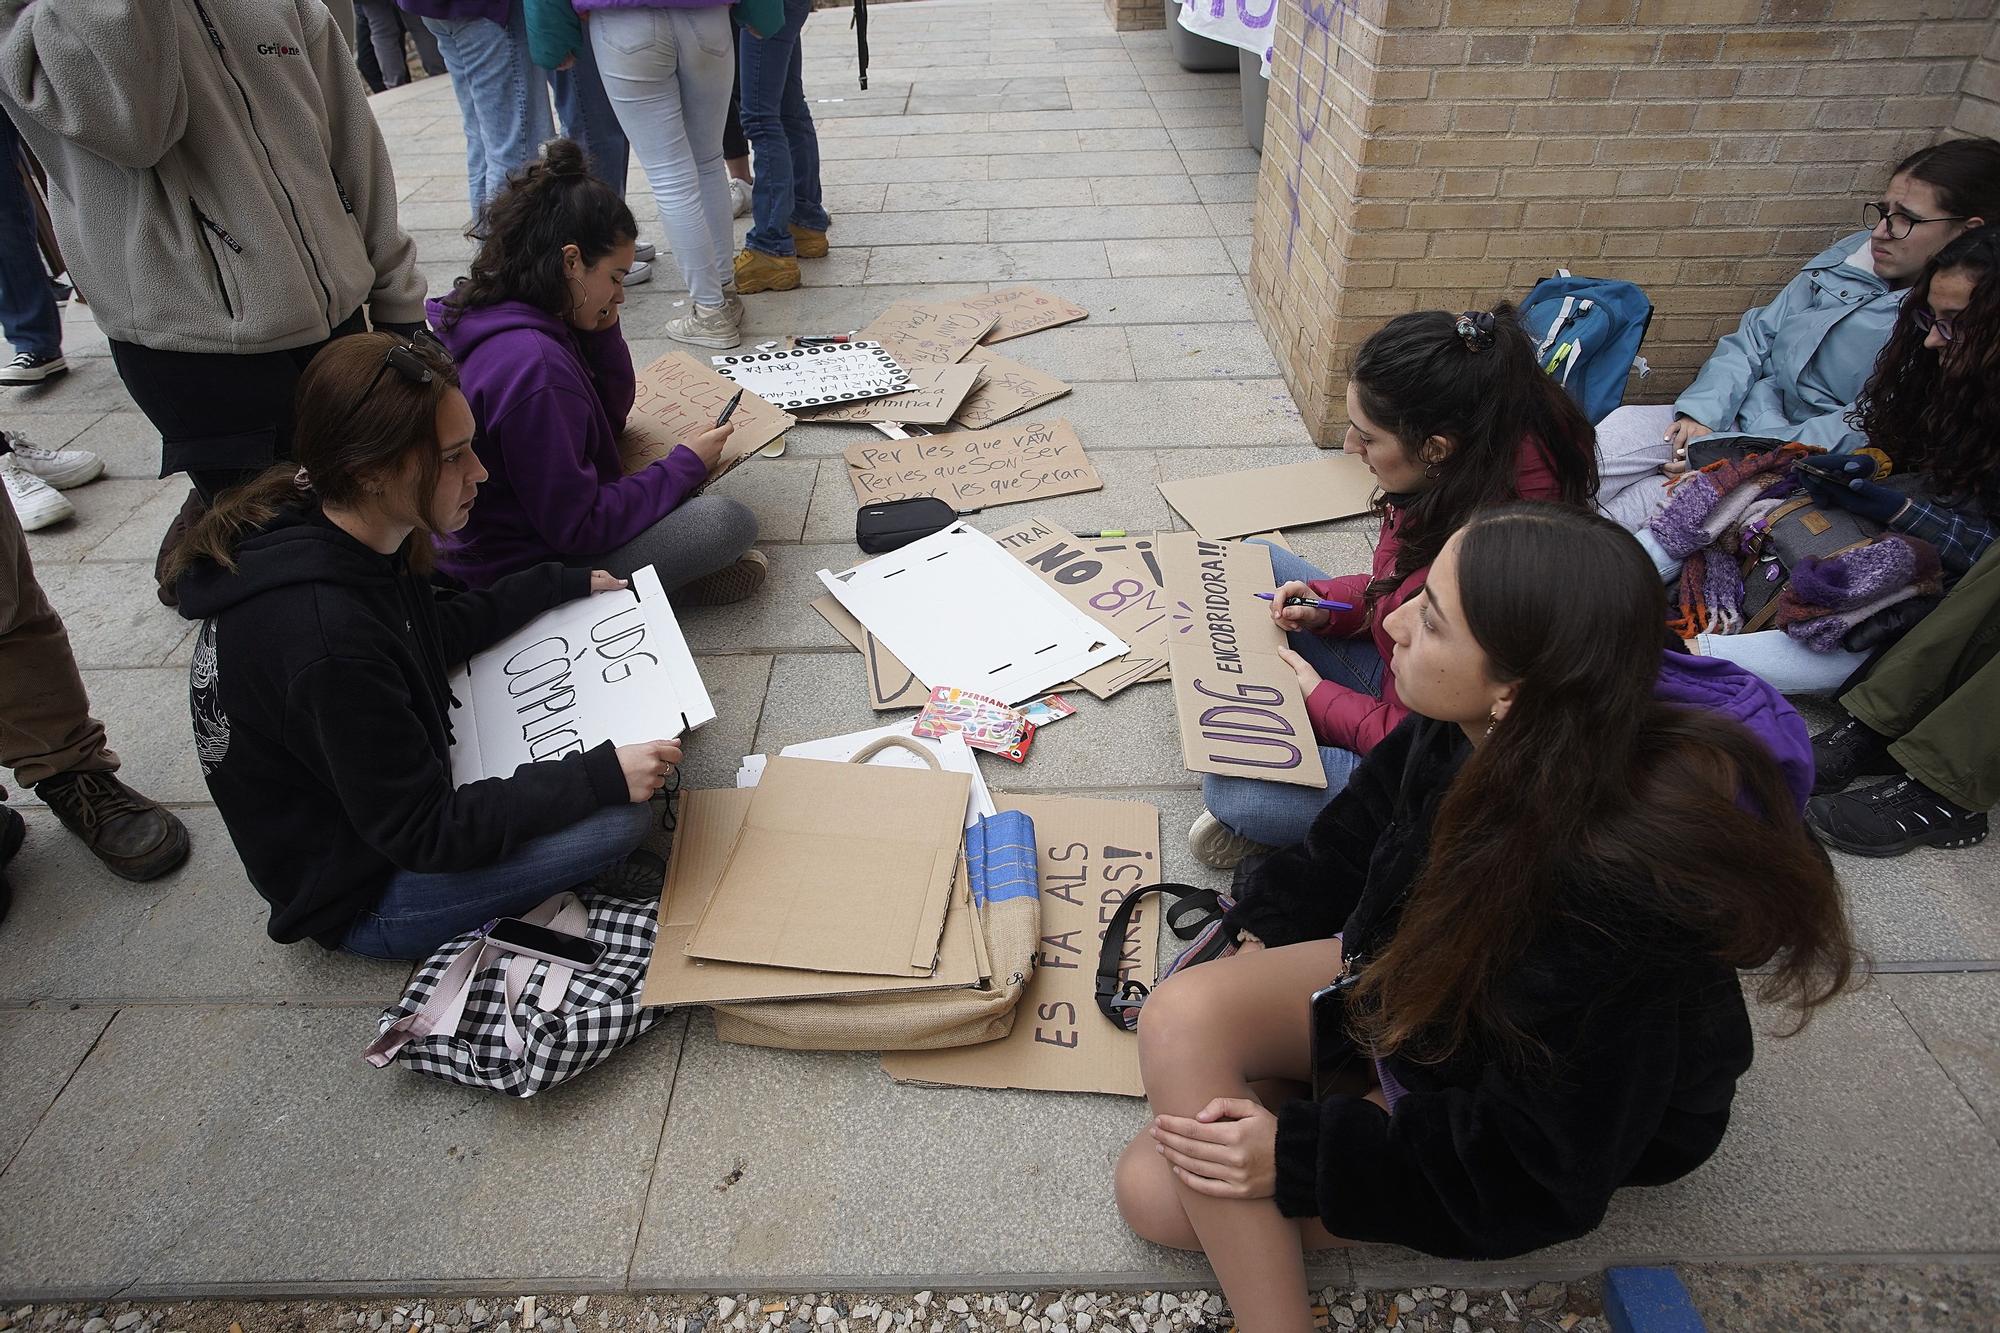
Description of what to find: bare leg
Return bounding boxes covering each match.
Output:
[727,155,753,183]
[1120,940,1350,1333]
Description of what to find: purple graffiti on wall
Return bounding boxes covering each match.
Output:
[1284,0,1355,267]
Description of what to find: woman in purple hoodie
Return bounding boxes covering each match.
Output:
[432,140,765,603]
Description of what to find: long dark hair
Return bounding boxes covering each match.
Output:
[1852,224,2000,511]
[163,333,461,583]
[1889,136,2000,223]
[1349,306,1598,602]
[1351,504,1856,1063]
[441,138,637,328]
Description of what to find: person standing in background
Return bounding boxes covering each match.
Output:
[732,0,829,294]
[400,0,553,219]
[359,1,447,89]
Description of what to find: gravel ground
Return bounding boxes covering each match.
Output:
[0,1285,1608,1333]
[1680,1262,2000,1331]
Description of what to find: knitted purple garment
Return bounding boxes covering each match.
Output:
[1777,533,1944,648]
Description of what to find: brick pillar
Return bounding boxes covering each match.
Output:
[1249,0,1998,446]
[1107,0,1167,32]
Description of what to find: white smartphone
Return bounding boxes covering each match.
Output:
[484,917,606,970]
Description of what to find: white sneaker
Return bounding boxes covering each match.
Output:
[729,176,753,218]
[1188,811,1273,870]
[663,299,742,350]
[633,240,657,263]
[1,452,75,530]
[2,431,103,489]
[720,278,745,322]
[624,257,655,286]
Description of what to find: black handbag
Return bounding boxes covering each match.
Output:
[855,496,958,553]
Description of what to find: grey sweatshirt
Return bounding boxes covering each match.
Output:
[0,0,425,355]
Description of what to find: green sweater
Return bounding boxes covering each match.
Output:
[523,0,584,70]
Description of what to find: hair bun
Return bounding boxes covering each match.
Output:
[1455,311,1498,352]
[542,138,589,179]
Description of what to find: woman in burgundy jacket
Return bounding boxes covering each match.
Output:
[1190,307,1598,869]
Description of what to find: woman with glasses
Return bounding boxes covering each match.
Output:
[162,334,681,960]
[1595,136,2000,532]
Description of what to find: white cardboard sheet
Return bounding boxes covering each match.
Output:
[816,522,1129,706]
[710,341,911,410]
[446,566,712,786]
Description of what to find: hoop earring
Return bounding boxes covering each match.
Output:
[1484,705,1498,738]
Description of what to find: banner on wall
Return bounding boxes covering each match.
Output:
[1177,0,1277,71]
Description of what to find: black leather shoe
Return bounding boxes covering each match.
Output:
[1807,777,1991,858]
[32,770,190,882]
[1810,716,1900,795]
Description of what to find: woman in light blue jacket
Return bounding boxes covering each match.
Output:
[1598,137,2000,531]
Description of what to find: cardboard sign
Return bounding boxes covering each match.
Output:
[809,594,930,709]
[842,418,1100,512]
[640,789,983,1008]
[951,351,1072,430]
[859,301,998,367]
[710,341,911,411]
[1157,454,1378,539]
[1159,533,1328,789]
[998,519,1174,698]
[687,754,971,976]
[619,351,793,479]
[740,722,997,830]
[797,362,982,425]
[882,795,1160,1097]
[959,287,1090,344]
[819,522,1130,707]
[445,566,710,787]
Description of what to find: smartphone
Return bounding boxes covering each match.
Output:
[714,388,745,427]
[485,917,606,970]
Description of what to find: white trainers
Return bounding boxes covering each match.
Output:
[729,176,753,218]
[1,452,75,530]
[663,299,742,350]
[633,240,657,263]
[2,431,103,489]
[1188,811,1273,870]
[624,257,655,286]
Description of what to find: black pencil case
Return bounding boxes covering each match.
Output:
[856,496,959,553]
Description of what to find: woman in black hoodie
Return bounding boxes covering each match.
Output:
[168,333,683,960]
[1114,505,1858,1332]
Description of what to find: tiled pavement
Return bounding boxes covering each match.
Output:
[2,0,1997,1300]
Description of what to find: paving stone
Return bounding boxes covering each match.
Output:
[1104,238,1236,277]
[11,480,168,566]
[1835,846,2000,964]
[1204,201,1254,236]
[1167,124,1255,150]
[64,411,167,480]
[673,546,852,654]
[628,1014,1215,1287]
[891,130,1082,159]
[28,564,192,669]
[1125,322,1283,380]
[816,112,992,139]
[1023,275,1252,325]
[0,807,401,1005]
[988,150,1185,179]
[1055,380,1308,453]
[705,457,821,544]
[1089,176,1203,206]
[4,409,109,452]
[8,356,139,412]
[682,656,774,793]
[903,91,1073,115]
[60,668,209,806]
[78,480,197,563]
[1064,88,1159,110]
[828,212,990,247]
[817,156,992,185]
[862,242,1110,285]
[881,180,1096,212]
[0,1006,688,1295]
[821,182,891,214]
[1192,174,1258,205]
[1883,973,2000,1138]
[980,325,1137,383]
[988,205,1215,242]
[0,1010,114,1170]
[986,108,1166,133]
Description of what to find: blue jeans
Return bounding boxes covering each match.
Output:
[551,32,630,200]
[1201,542,1386,848]
[0,114,60,360]
[340,802,652,961]
[739,0,829,258]
[425,1,553,218]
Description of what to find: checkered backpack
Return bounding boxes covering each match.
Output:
[364,891,670,1097]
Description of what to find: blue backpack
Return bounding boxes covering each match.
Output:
[1519,270,1654,424]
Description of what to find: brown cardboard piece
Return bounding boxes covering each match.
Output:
[1157,454,1378,539]
[640,789,983,1007]
[958,287,1090,344]
[1159,533,1328,789]
[796,363,982,426]
[859,301,997,367]
[686,755,972,976]
[808,594,929,710]
[882,795,1160,1097]
[619,351,794,480]
[979,515,1173,698]
[842,418,1100,511]
[950,350,1072,430]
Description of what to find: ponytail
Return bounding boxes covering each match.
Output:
[162,465,309,584]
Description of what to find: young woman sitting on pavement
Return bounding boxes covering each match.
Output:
[431,139,765,605]
[1118,504,1855,1332]
[1595,135,2000,532]
[1188,307,1597,870]
[167,334,681,960]
[1640,224,2000,697]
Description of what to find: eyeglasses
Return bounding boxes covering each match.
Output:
[1864,202,1970,241]
[338,341,434,434]
[1912,306,1958,343]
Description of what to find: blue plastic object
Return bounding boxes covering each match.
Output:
[1518,270,1655,425]
[1603,1266,1707,1333]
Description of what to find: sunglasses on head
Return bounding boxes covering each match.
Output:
[338,342,434,434]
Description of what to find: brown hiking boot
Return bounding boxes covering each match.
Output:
[675,549,768,607]
[789,225,829,258]
[34,770,192,882]
[733,247,800,294]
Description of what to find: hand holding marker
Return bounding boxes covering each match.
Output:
[1255,591,1352,612]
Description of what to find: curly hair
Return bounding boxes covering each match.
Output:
[1853,224,2000,511]
[440,138,637,329]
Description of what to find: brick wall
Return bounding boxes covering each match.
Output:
[1106,0,1166,32]
[1248,0,1998,445]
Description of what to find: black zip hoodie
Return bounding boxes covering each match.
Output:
[177,506,627,947]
